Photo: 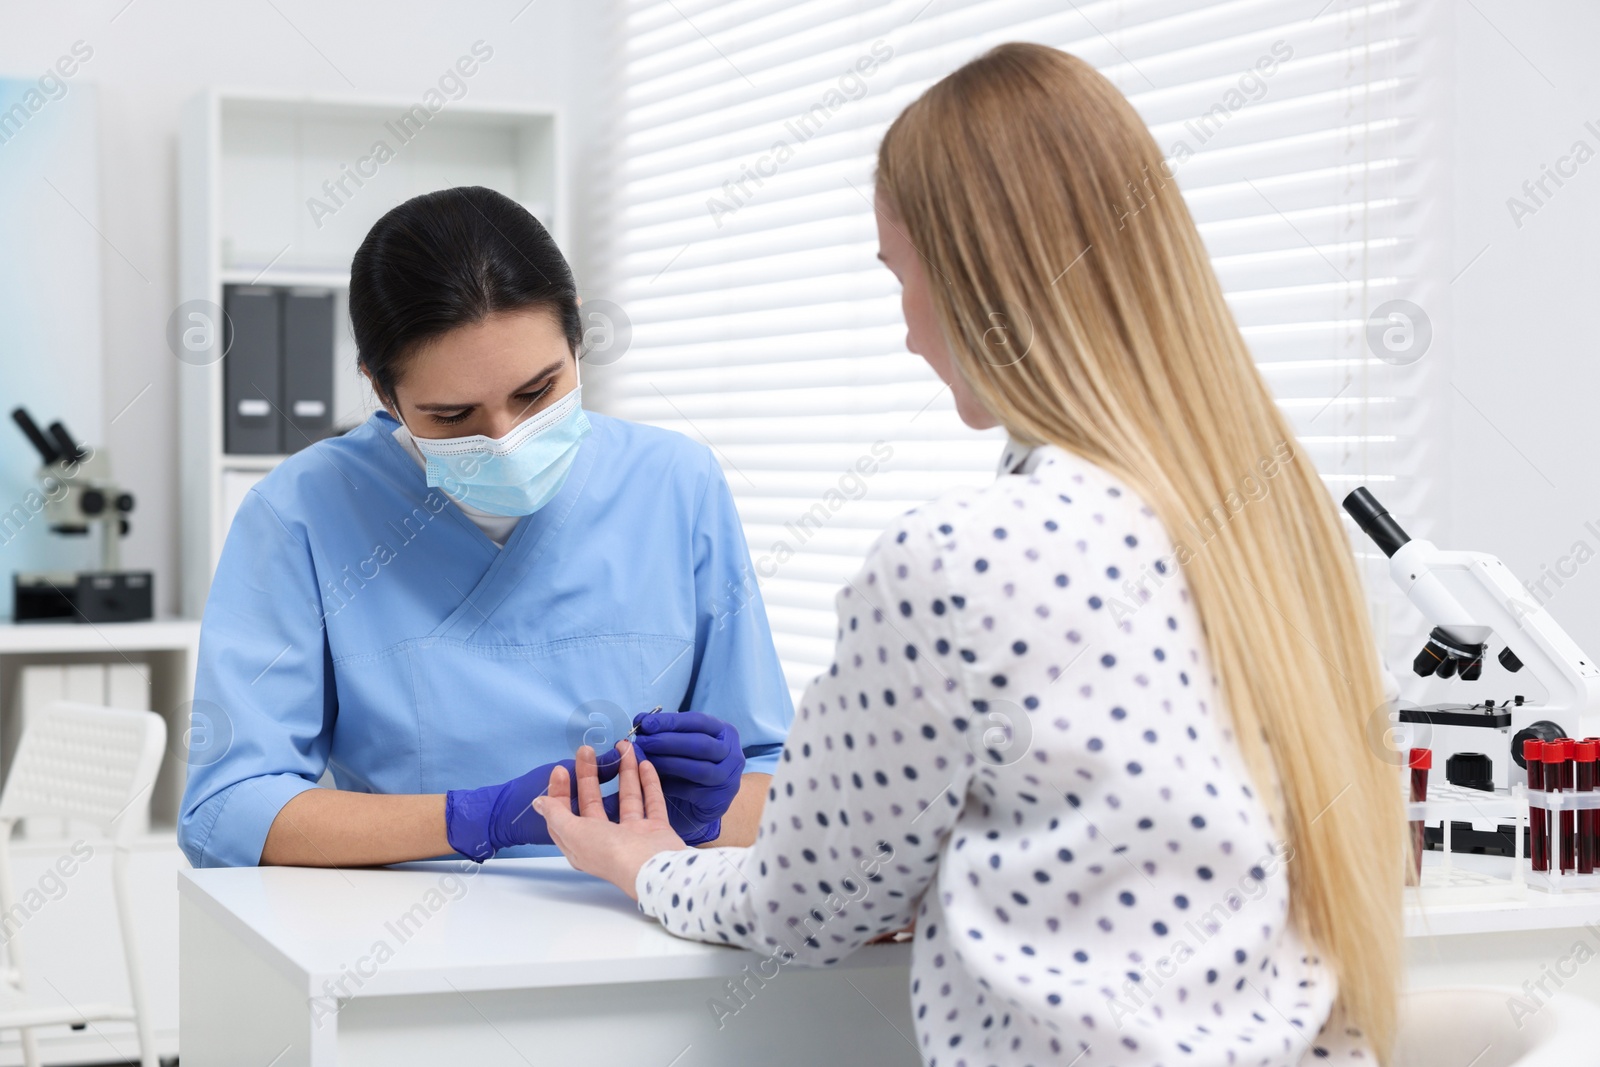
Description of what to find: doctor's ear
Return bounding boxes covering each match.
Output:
[359,362,399,418]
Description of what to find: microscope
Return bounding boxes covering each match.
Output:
[7,407,152,623]
[1345,488,1600,853]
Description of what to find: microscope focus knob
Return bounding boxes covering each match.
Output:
[1498,647,1523,673]
[1445,752,1493,792]
[1511,720,1565,770]
[80,488,106,515]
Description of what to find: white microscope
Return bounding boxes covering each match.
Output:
[1343,488,1600,852]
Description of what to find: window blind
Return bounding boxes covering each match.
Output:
[596,0,1433,696]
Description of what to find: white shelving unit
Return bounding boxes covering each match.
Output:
[177,89,564,616]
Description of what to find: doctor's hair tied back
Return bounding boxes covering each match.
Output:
[349,186,582,401]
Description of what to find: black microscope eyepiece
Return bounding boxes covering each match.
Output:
[1342,486,1411,558]
[11,407,61,465]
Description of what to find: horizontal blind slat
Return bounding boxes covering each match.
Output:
[604,0,1424,693]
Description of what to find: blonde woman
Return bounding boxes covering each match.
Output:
[535,43,1402,1066]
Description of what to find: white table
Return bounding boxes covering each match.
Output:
[178,858,920,1067]
[180,850,1600,1067]
[1405,853,1600,1000]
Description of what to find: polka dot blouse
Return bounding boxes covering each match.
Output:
[635,444,1370,1066]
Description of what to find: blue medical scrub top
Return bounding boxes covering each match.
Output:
[178,410,794,868]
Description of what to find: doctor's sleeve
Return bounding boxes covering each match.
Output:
[636,513,977,965]
[178,488,337,868]
[683,455,794,776]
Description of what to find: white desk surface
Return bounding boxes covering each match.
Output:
[181,851,1600,998]
[0,617,199,653]
[179,858,911,999]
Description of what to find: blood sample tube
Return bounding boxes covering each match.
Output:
[1408,747,1431,885]
[1587,737,1600,868]
[1575,740,1596,875]
[1562,739,1578,872]
[1526,738,1548,873]
[1543,739,1573,873]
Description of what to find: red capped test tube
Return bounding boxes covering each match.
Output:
[1561,739,1578,872]
[1575,740,1597,875]
[1543,739,1575,873]
[1408,747,1431,884]
[1526,739,1548,873]
[1586,737,1600,868]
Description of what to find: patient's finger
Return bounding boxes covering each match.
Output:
[575,746,606,819]
[639,759,671,825]
[616,741,643,823]
[547,762,571,801]
[534,773,571,844]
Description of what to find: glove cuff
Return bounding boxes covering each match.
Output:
[445,788,497,863]
[679,817,721,847]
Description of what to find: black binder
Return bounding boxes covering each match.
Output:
[222,285,337,455]
[222,286,281,454]
[282,289,336,450]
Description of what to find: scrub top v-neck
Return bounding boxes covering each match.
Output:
[179,409,794,868]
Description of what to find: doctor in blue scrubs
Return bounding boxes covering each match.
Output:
[178,186,794,869]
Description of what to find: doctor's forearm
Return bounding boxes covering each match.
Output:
[261,789,451,867]
[702,772,771,847]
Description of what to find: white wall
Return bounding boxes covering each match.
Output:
[4,0,1600,655]
[1448,0,1600,654]
[0,0,608,617]
[0,75,105,606]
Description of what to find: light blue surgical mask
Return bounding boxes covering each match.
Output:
[406,384,591,518]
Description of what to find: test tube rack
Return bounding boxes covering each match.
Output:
[1524,788,1600,893]
[1401,783,1600,897]
[1404,781,1527,897]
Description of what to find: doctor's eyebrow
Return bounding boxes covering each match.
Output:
[411,358,570,412]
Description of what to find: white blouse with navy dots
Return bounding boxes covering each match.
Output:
[635,443,1369,1066]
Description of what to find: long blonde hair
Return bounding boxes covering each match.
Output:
[878,43,1403,1055]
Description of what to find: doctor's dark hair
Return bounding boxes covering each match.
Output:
[348,186,582,403]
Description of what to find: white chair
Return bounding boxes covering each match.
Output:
[1394,985,1600,1067]
[0,701,164,1067]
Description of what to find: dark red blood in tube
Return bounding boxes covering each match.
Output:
[1543,740,1574,874]
[1575,740,1597,875]
[1407,748,1431,885]
[1526,739,1548,873]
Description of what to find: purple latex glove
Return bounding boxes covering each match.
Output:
[629,711,744,846]
[446,746,624,862]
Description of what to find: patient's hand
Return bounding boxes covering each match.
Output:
[534,741,687,900]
